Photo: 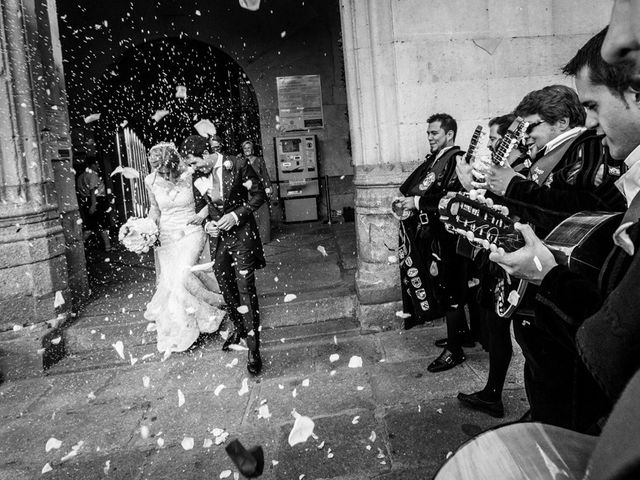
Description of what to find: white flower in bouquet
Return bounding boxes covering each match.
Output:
[119,217,159,254]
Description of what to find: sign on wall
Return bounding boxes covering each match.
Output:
[276,75,324,131]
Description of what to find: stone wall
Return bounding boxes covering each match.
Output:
[340,0,613,326]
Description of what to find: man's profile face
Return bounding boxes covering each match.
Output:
[209,140,221,153]
[602,0,640,85]
[186,153,214,174]
[488,124,502,152]
[521,114,564,151]
[427,121,451,154]
[576,66,640,160]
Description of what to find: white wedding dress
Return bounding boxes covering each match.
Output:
[144,171,225,353]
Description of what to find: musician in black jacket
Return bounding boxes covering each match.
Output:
[395,113,476,372]
[482,33,637,431]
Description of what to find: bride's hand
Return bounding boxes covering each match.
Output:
[204,221,220,237]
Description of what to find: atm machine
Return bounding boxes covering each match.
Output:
[274,135,319,222]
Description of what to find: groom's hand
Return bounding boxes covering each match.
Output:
[217,213,237,231]
[205,221,220,237]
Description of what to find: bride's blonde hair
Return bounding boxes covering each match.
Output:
[148,142,180,171]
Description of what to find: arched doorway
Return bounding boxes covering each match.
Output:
[90,37,261,221]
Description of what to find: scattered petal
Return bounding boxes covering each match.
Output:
[237,305,249,314]
[112,340,125,360]
[228,343,248,351]
[12,324,23,331]
[51,337,62,345]
[157,437,165,447]
[284,293,297,303]
[181,437,194,450]
[45,438,62,452]
[280,30,287,38]
[352,415,360,424]
[317,441,325,449]
[42,463,52,474]
[369,431,377,442]
[152,109,170,123]
[292,388,297,398]
[146,323,157,332]
[317,245,328,256]
[87,391,96,400]
[302,378,310,387]
[288,410,316,446]
[258,404,272,419]
[178,389,185,407]
[140,425,150,439]
[387,255,398,263]
[238,378,250,396]
[436,408,443,414]
[272,460,279,466]
[220,471,232,479]
[203,438,213,448]
[54,290,65,308]
[214,384,226,396]
[348,356,363,368]
[103,460,110,475]
[194,119,217,137]
[61,441,84,462]
[329,354,339,363]
[395,311,411,319]
[214,431,229,445]
[143,376,150,388]
[226,358,239,368]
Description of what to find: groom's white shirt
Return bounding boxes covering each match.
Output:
[194,153,224,198]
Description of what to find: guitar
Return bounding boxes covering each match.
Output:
[439,191,622,317]
[464,125,488,164]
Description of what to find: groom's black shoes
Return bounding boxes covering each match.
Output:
[247,350,262,375]
[222,331,241,352]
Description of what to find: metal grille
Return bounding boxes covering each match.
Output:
[115,127,150,218]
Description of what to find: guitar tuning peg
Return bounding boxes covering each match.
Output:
[485,197,494,208]
[497,247,506,256]
[489,243,498,253]
[466,231,475,241]
[469,190,478,201]
[481,239,490,249]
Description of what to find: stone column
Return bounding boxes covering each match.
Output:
[0,0,76,330]
[339,0,412,328]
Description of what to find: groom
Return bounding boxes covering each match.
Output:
[181,134,267,375]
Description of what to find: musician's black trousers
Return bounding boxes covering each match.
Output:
[213,236,261,352]
[513,313,608,433]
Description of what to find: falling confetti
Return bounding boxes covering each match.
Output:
[42,463,53,474]
[288,410,316,446]
[51,337,61,345]
[176,85,187,98]
[152,109,170,123]
[220,471,232,479]
[112,341,125,360]
[181,437,194,450]
[302,378,310,387]
[194,10,201,16]
[348,356,363,368]
[239,0,261,11]
[281,30,287,38]
[45,438,62,452]
[83,113,101,123]
[329,354,339,363]
[110,166,140,179]
[284,293,297,303]
[203,438,213,448]
[178,389,185,407]
[352,415,360,424]
[194,119,217,137]
[143,376,150,388]
[103,460,111,475]
[214,384,226,396]
[237,305,249,314]
[317,245,328,256]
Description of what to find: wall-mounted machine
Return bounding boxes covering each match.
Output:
[274,135,319,222]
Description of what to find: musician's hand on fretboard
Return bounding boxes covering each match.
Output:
[488,223,557,285]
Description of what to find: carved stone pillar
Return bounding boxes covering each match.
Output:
[340,0,413,328]
[0,0,83,331]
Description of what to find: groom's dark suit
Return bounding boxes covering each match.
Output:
[193,153,266,353]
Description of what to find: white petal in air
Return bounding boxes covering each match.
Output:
[194,119,217,137]
[189,261,215,272]
[284,293,297,303]
[238,378,250,396]
[317,245,328,257]
[239,0,261,11]
[329,354,339,363]
[45,438,62,452]
[84,113,101,124]
[54,290,65,308]
[181,437,194,450]
[176,85,187,98]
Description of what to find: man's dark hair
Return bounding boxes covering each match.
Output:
[84,156,99,169]
[427,113,457,140]
[514,84,586,128]
[489,114,517,137]
[180,135,209,157]
[562,26,634,98]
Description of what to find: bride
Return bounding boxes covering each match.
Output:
[143,142,225,353]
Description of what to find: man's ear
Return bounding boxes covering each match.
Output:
[556,116,570,131]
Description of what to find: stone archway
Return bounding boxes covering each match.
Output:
[90,38,258,158]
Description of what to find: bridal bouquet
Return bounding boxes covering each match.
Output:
[118,217,159,254]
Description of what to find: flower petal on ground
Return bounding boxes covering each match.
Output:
[112,341,125,360]
[45,438,62,452]
[238,378,249,396]
[284,293,297,303]
[348,356,363,368]
[181,437,194,450]
[178,389,185,407]
[288,411,315,446]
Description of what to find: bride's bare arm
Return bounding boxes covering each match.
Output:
[147,186,161,225]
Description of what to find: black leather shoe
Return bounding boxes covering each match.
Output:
[222,331,241,352]
[427,349,465,373]
[225,439,264,478]
[247,350,262,375]
[457,391,505,418]
[434,335,476,349]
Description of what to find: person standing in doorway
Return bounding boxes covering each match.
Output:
[76,157,112,252]
[238,140,273,243]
